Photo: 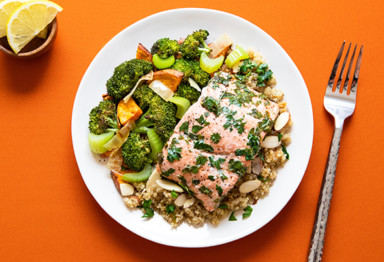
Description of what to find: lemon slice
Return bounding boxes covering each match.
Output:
[0,0,27,38]
[6,0,63,54]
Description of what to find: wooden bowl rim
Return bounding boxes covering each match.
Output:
[0,18,57,58]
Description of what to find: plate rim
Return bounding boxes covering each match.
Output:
[71,7,314,248]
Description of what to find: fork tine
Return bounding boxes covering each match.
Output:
[326,41,345,94]
[349,45,363,98]
[343,44,357,94]
[335,43,351,93]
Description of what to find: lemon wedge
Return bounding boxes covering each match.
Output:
[0,0,27,38]
[6,0,63,54]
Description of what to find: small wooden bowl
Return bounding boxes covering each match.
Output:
[0,18,58,60]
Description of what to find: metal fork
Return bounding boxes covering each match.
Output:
[308,42,363,262]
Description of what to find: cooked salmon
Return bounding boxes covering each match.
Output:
[159,72,279,211]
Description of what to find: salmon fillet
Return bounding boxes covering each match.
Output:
[160,72,279,211]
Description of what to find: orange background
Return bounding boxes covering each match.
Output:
[1,0,383,261]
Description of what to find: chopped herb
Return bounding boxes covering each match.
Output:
[167,145,182,163]
[258,118,274,132]
[239,59,258,73]
[182,165,199,174]
[220,173,228,181]
[278,133,283,141]
[216,185,223,196]
[282,145,290,160]
[256,63,273,87]
[257,174,270,183]
[229,211,237,221]
[141,199,154,218]
[199,185,212,195]
[235,148,254,161]
[204,112,210,117]
[196,154,208,165]
[201,96,221,116]
[228,159,247,176]
[166,204,175,214]
[242,206,253,219]
[179,121,189,133]
[210,133,221,144]
[208,175,215,181]
[222,107,246,134]
[209,156,226,169]
[171,190,178,198]
[194,140,214,152]
[192,125,204,134]
[192,179,200,185]
[218,203,228,209]
[195,115,209,126]
[222,88,255,107]
[248,108,263,119]
[161,168,175,177]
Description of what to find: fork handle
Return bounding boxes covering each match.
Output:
[308,123,344,262]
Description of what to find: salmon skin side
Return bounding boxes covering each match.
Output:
[159,72,279,212]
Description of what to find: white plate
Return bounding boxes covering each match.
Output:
[72,8,313,248]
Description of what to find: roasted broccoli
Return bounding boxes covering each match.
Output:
[151,38,180,59]
[171,58,210,87]
[106,59,153,102]
[88,99,118,135]
[180,29,211,59]
[132,85,177,142]
[174,83,201,104]
[121,132,152,171]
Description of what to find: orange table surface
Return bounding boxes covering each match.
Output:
[1,0,383,261]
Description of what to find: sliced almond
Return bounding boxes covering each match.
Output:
[261,136,281,149]
[274,112,290,131]
[146,168,161,192]
[239,180,262,193]
[251,157,263,175]
[156,179,184,193]
[120,183,134,196]
[183,198,195,208]
[174,194,187,207]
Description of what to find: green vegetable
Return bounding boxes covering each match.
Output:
[152,54,175,69]
[171,190,178,198]
[228,159,247,176]
[179,121,189,133]
[88,99,118,135]
[199,185,212,195]
[210,133,221,144]
[225,46,249,68]
[218,203,228,209]
[106,59,153,102]
[88,132,114,154]
[167,138,182,162]
[194,140,214,152]
[122,164,153,182]
[191,125,204,134]
[169,96,191,119]
[200,52,224,73]
[180,29,211,59]
[151,38,180,59]
[282,145,290,160]
[147,128,163,161]
[132,126,149,134]
[174,82,201,104]
[201,96,221,116]
[141,199,154,218]
[172,58,210,87]
[216,185,223,196]
[166,204,176,214]
[121,132,152,171]
[256,63,273,87]
[242,206,253,219]
[229,211,237,221]
[161,168,175,177]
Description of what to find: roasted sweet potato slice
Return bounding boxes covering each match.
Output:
[208,34,233,58]
[117,97,143,125]
[151,69,184,92]
[136,43,152,62]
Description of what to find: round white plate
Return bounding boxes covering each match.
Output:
[72,8,313,248]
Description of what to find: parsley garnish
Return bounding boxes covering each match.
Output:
[229,159,247,176]
[161,168,175,177]
[256,63,273,87]
[166,204,175,214]
[171,190,178,198]
[278,133,283,141]
[192,179,200,185]
[257,174,270,183]
[242,206,253,219]
[194,140,214,152]
[208,175,215,181]
[167,146,182,163]
[248,108,263,119]
[179,121,189,133]
[229,211,237,221]
[216,185,223,196]
[209,156,226,170]
[141,200,154,218]
[222,107,246,134]
[192,125,204,134]
[282,145,290,159]
[199,185,212,195]
[218,203,228,209]
[182,165,199,174]
[196,154,208,165]
[201,96,221,116]
[210,133,221,144]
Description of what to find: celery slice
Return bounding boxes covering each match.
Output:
[122,164,153,182]
[169,96,191,118]
[88,132,114,154]
[147,129,164,161]
[200,52,224,73]
[225,45,249,68]
[153,54,175,69]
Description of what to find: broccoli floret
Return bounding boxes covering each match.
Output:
[88,99,118,135]
[171,58,210,87]
[180,29,210,59]
[132,85,177,142]
[121,132,152,171]
[106,59,153,102]
[151,38,180,59]
[174,83,201,104]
